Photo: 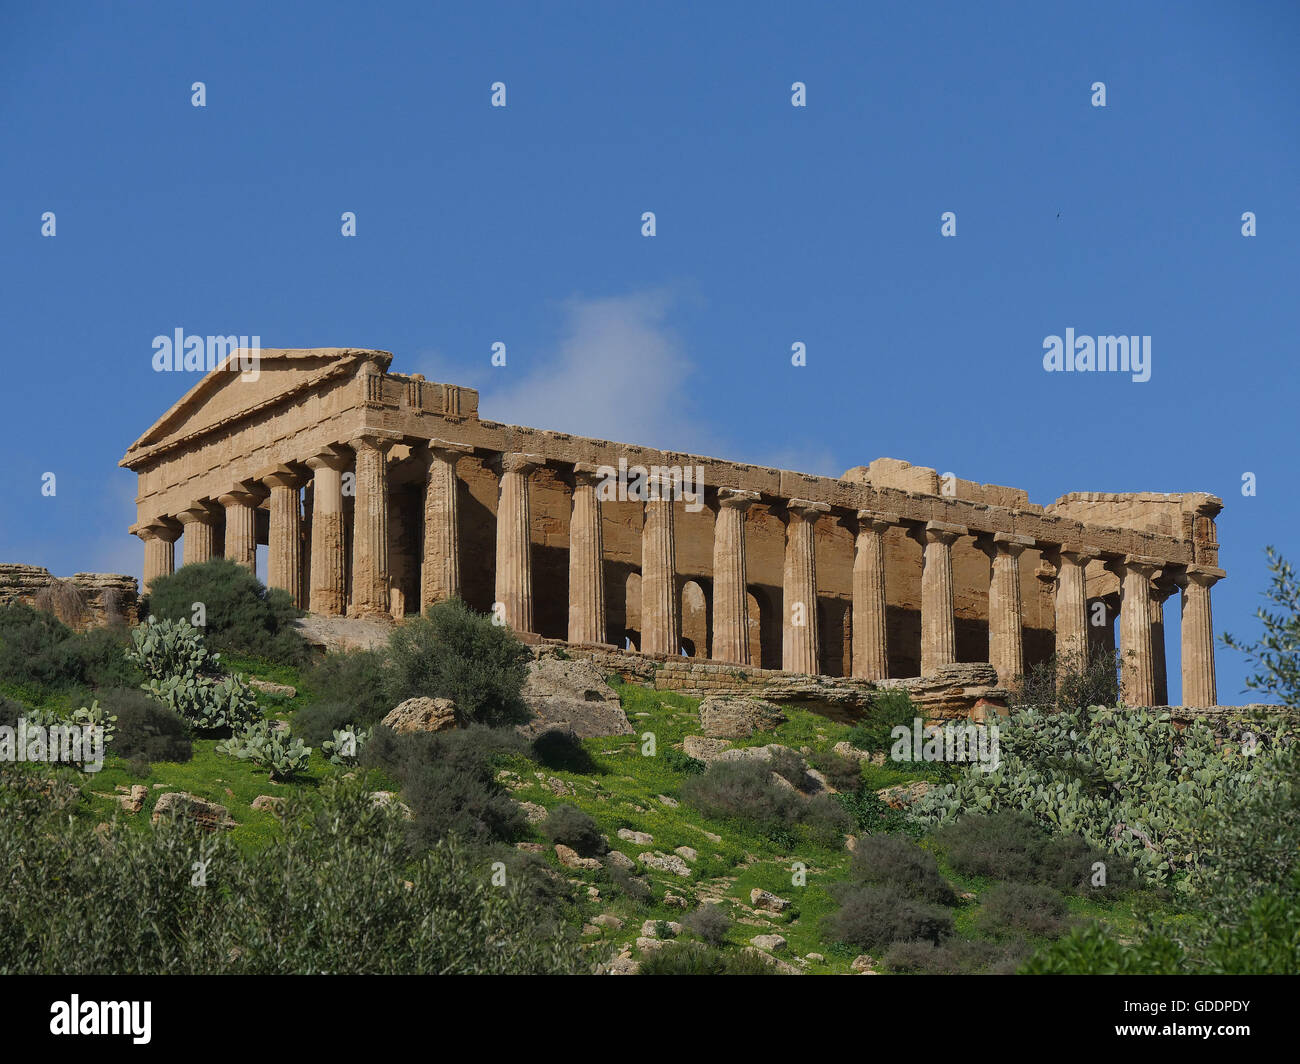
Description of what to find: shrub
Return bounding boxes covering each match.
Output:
[543,804,606,857]
[883,938,1027,975]
[77,626,144,690]
[913,703,1283,885]
[302,648,392,730]
[0,602,86,694]
[0,772,587,974]
[975,881,1070,940]
[145,559,307,666]
[681,759,803,833]
[33,579,88,628]
[608,864,653,907]
[663,749,705,776]
[683,902,731,946]
[217,720,311,781]
[364,724,529,847]
[385,599,530,727]
[848,834,956,904]
[824,884,954,949]
[769,747,812,790]
[531,727,597,773]
[802,792,854,847]
[100,689,192,764]
[1014,646,1120,713]
[844,689,920,753]
[292,699,366,746]
[808,749,864,793]
[638,941,778,976]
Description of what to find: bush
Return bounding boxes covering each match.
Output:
[681,759,803,833]
[768,747,812,790]
[802,792,854,847]
[663,749,705,776]
[848,834,956,904]
[364,724,529,847]
[883,938,1027,975]
[823,884,954,950]
[0,772,586,974]
[302,648,392,730]
[531,727,597,773]
[975,881,1070,940]
[145,559,307,666]
[77,626,144,690]
[0,602,87,695]
[98,688,192,764]
[683,903,731,947]
[844,689,919,753]
[543,804,606,857]
[1014,646,1119,713]
[808,749,864,793]
[385,599,530,727]
[638,941,778,976]
[608,864,653,907]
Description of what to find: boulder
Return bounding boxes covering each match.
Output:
[617,828,653,845]
[150,791,235,832]
[750,934,788,953]
[699,696,787,739]
[381,696,457,734]
[640,851,691,877]
[251,794,285,815]
[683,735,733,762]
[555,844,602,871]
[674,846,698,863]
[516,800,548,824]
[640,920,683,939]
[248,678,297,699]
[876,781,933,810]
[592,913,625,930]
[750,888,790,913]
[517,657,632,739]
[605,850,636,872]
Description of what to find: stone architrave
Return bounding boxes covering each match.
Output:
[568,462,608,644]
[263,467,305,607]
[422,439,473,610]
[495,452,543,634]
[978,532,1034,691]
[641,471,679,656]
[712,488,759,664]
[852,510,896,680]
[782,499,830,674]
[349,433,399,618]
[306,450,349,616]
[1176,565,1224,707]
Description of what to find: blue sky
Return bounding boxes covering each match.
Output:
[1,1,1297,701]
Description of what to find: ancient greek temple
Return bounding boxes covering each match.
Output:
[120,348,1225,706]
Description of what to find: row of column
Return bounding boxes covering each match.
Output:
[138,444,1223,705]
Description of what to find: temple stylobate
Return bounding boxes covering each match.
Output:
[121,348,1225,706]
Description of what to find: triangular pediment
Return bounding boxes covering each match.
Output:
[120,347,391,468]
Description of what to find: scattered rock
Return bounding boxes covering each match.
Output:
[674,845,698,863]
[117,785,147,814]
[516,800,548,824]
[640,920,683,939]
[382,696,457,734]
[851,954,878,974]
[515,842,546,853]
[607,952,640,975]
[805,953,825,962]
[555,844,603,871]
[699,696,787,738]
[517,657,633,739]
[150,791,235,832]
[640,851,691,877]
[741,946,800,974]
[605,850,636,872]
[618,828,653,845]
[750,888,790,913]
[657,794,679,808]
[635,937,667,953]
[251,795,285,815]
[876,781,933,810]
[249,678,297,698]
[750,934,787,952]
[682,735,733,763]
[592,913,625,930]
[663,892,689,909]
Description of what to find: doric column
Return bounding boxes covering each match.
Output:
[782,499,829,674]
[1176,565,1224,707]
[177,507,217,567]
[494,452,543,634]
[306,451,349,616]
[349,433,398,617]
[979,532,1033,690]
[568,462,608,644]
[219,489,260,572]
[1109,555,1161,707]
[913,521,965,676]
[1150,575,1178,706]
[264,468,305,607]
[1047,545,1099,669]
[421,439,472,610]
[137,522,180,588]
[641,471,679,656]
[852,510,896,680]
[712,488,759,664]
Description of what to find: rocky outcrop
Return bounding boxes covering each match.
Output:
[518,656,633,740]
[151,791,236,831]
[699,696,786,738]
[382,696,457,734]
[0,564,138,630]
[884,663,1009,722]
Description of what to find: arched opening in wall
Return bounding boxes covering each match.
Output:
[680,579,708,659]
[623,571,642,651]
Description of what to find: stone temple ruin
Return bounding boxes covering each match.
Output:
[120,348,1225,708]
